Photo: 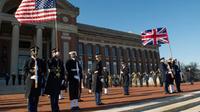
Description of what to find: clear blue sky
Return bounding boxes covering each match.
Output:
[68,0,200,65]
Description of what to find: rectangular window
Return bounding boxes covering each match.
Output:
[88,61,93,70]
[104,47,109,57]
[78,43,83,56]
[96,46,100,54]
[87,45,93,57]
[112,47,116,57]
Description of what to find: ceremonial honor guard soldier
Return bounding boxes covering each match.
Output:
[172,59,182,93]
[24,46,44,112]
[102,67,109,94]
[65,51,82,111]
[44,48,65,112]
[120,62,130,95]
[93,54,104,105]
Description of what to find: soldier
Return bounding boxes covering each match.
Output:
[151,71,158,87]
[24,46,44,112]
[156,68,163,87]
[44,48,65,112]
[86,69,93,93]
[143,72,149,87]
[160,58,170,94]
[65,51,82,111]
[188,67,194,85]
[102,67,109,94]
[138,72,143,87]
[172,59,182,92]
[93,54,104,105]
[120,62,130,95]
[167,59,175,93]
[132,72,138,87]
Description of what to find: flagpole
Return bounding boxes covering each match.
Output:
[55,19,58,49]
[168,43,173,58]
[54,0,58,50]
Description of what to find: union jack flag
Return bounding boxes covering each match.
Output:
[15,0,57,23]
[141,27,169,46]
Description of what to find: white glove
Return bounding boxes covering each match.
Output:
[30,75,37,80]
[61,80,65,85]
[101,78,104,83]
[74,75,80,82]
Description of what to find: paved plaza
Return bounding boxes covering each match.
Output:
[0,82,200,112]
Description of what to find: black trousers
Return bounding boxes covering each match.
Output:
[175,80,181,92]
[28,95,39,112]
[50,93,60,112]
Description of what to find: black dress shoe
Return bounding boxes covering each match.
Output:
[97,102,104,105]
[71,107,76,110]
[74,106,80,110]
[71,107,80,111]
[178,90,183,93]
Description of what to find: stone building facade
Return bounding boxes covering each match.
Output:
[0,0,160,78]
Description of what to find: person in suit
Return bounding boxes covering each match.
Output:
[44,48,65,112]
[120,62,130,95]
[65,51,82,111]
[92,54,104,105]
[24,46,44,112]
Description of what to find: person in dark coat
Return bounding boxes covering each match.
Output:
[86,69,93,93]
[188,67,194,85]
[166,59,175,93]
[143,72,149,87]
[102,67,109,94]
[160,58,169,94]
[44,48,65,112]
[65,51,82,111]
[172,59,182,92]
[93,54,104,105]
[5,73,10,86]
[138,72,144,87]
[120,62,130,95]
[156,68,163,87]
[24,46,44,112]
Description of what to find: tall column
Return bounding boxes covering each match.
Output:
[36,26,44,58]
[51,28,56,49]
[10,22,20,75]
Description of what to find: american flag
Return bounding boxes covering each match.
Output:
[15,0,57,23]
[141,27,169,46]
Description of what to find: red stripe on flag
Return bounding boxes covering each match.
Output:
[15,0,57,23]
